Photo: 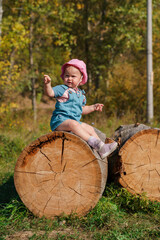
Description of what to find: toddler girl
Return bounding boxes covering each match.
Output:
[43,59,117,158]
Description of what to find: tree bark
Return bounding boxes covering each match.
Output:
[108,123,160,202]
[29,11,37,122]
[14,130,108,219]
[0,0,3,41]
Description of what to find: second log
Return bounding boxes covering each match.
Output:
[108,124,160,202]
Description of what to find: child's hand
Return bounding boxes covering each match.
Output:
[94,103,104,112]
[44,75,51,84]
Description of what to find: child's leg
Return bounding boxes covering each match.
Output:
[56,119,118,158]
[79,122,118,158]
[80,122,100,139]
[56,119,92,141]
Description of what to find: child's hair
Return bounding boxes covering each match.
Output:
[60,59,88,86]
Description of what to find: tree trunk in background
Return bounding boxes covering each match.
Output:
[8,5,22,82]
[84,0,90,93]
[29,11,37,122]
[14,130,108,219]
[108,124,160,202]
[0,0,3,41]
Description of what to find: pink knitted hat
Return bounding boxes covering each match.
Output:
[60,59,88,85]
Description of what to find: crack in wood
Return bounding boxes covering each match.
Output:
[130,138,144,151]
[134,164,146,168]
[39,178,55,184]
[81,158,97,168]
[136,174,144,186]
[139,144,144,152]
[61,134,65,165]
[140,181,144,190]
[54,173,57,180]
[21,191,30,198]
[68,186,83,196]
[62,162,67,173]
[121,179,135,193]
[128,184,141,194]
[43,195,52,213]
[15,171,45,175]
[88,190,101,194]
[60,180,84,206]
[124,171,136,175]
[48,162,57,173]
[148,170,150,181]
[147,154,151,164]
[124,162,134,165]
[140,171,147,190]
[61,180,66,189]
[122,170,146,192]
[155,130,160,147]
[80,203,86,211]
[35,209,40,217]
[97,158,108,164]
[40,150,51,162]
[58,200,60,211]
[155,169,160,177]
[50,182,60,193]
[60,133,69,173]
[80,179,82,198]
[37,188,45,193]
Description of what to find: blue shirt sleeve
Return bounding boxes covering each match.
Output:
[52,85,67,98]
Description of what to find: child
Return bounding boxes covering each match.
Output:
[43,59,117,158]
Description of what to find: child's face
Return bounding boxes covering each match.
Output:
[64,66,82,88]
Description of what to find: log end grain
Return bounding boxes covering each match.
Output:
[118,129,160,202]
[14,131,108,218]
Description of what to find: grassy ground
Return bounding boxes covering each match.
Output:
[0,108,160,240]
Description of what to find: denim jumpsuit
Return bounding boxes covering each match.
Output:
[50,85,86,131]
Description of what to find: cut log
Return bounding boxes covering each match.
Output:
[108,124,160,202]
[14,130,108,219]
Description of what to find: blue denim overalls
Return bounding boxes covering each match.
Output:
[50,85,86,131]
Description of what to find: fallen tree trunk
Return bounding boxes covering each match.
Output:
[108,123,160,202]
[14,130,108,219]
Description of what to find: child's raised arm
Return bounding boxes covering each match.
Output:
[82,103,104,115]
[43,75,55,97]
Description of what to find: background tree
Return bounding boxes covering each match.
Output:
[0,0,3,40]
[0,0,160,123]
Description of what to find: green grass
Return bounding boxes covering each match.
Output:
[0,109,160,240]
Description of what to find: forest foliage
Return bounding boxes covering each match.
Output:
[0,0,160,122]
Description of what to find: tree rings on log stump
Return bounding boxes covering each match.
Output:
[14,131,108,219]
[118,129,160,202]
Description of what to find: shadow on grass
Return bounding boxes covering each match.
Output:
[0,176,19,204]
